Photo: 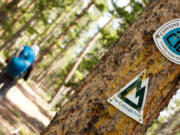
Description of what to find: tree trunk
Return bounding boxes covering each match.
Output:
[42,0,180,134]
[34,19,92,81]
[50,18,114,105]
[16,0,29,8]
[156,108,180,135]
[35,43,73,84]
[32,0,84,69]
[34,20,92,84]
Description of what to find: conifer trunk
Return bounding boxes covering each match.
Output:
[42,0,180,134]
[11,0,35,26]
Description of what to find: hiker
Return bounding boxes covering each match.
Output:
[0,45,39,99]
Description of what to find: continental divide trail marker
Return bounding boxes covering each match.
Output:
[153,18,180,65]
[107,70,149,124]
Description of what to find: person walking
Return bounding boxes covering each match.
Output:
[0,45,39,99]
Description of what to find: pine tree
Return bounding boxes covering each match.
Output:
[42,0,180,134]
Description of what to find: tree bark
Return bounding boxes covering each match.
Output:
[42,0,180,134]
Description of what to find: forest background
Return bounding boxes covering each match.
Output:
[0,0,179,134]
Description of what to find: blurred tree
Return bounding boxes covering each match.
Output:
[50,18,114,105]
[34,20,93,84]
[37,0,83,48]
[0,0,21,25]
[48,0,94,50]
[0,13,39,50]
[35,0,92,67]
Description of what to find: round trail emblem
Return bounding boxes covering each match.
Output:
[153,19,180,65]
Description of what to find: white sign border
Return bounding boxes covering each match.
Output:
[153,18,180,65]
[107,70,149,124]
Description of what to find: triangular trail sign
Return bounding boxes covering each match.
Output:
[107,70,149,124]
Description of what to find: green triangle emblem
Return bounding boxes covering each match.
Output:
[107,70,149,124]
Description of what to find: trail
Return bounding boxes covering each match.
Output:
[0,78,55,135]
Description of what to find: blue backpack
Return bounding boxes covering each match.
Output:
[7,46,36,78]
[19,46,36,63]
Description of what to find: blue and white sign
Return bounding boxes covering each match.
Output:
[153,19,180,64]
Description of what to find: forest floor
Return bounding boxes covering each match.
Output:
[0,77,56,135]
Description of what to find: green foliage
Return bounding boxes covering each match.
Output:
[61,0,75,6]
[65,81,78,90]
[27,26,39,35]
[54,101,62,111]
[2,20,13,34]
[80,56,98,72]
[35,0,62,11]
[94,0,108,11]
[40,13,49,25]
[100,28,118,49]
[143,0,149,5]
[112,0,144,25]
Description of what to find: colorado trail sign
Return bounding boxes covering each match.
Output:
[107,70,149,124]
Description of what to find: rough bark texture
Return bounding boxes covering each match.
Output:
[42,0,180,134]
[156,109,180,135]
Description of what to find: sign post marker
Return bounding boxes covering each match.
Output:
[107,70,149,124]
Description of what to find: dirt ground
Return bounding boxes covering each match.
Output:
[0,79,55,135]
